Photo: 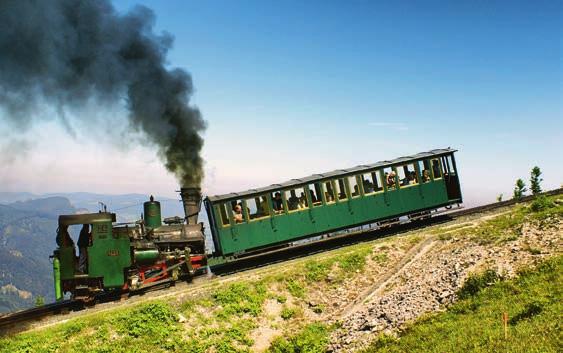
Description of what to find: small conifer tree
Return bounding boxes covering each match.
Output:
[530,166,542,195]
[496,193,503,202]
[513,179,527,200]
[34,295,45,307]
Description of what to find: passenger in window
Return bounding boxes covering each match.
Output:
[299,192,308,207]
[233,205,243,223]
[258,197,269,216]
[325,183,334,202]
[422,170,431,183]
[309,190,317,204]
[288,190,299,210]
[409,171,418,184]
[387,171,397,188]
[353,184,360,196]
[401,174,409,186]
[363,179,374,193]
[298,193,307,209]
[433,162,441,178]
[272,192,283,212]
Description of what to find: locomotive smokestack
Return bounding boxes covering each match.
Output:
[180,187,202,225]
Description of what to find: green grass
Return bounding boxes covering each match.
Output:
[212,282,267,318]
[454,195,562,245]
[363,256,563,353]
[267,323,331,353]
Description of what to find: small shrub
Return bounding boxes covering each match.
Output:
[530,166,543,195]
[304,260,331,282]
[281,307,296,320]
[276,295,287,304]
[62,321,86,338]
[530,195,555,212]
[338,252,368,271]
[509,301,545,325]
[286,278,306,298]
[372,253,388,265]
[368,333,399,350]
[311,303,325,314]
[116,302,178,342]
[513,178,527,200]
[213,282,267,317]
[268,323,330,353]
[458,269,502,299]
[34,296,45,307]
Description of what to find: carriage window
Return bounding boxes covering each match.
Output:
[218,204,230,226]
[383,167,397,190]
[323,181,336,203]
[229,199,245,223]
[418,160,431,182]
[308,183,322,206]
[271,191,284,214]
[361,173,375,195]
[284,187,308,211]
[398,163,418,186]
[431,159,442,179]
[246,195,270,220]
[335,178,347,200]
[373,170,383,192]
[348,175,361,198]
[445,155,455,175]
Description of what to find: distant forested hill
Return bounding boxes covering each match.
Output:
[0,198,75,313]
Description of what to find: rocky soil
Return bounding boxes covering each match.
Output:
[328,214,562,352]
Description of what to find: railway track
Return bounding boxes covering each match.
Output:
[1,188,561,334]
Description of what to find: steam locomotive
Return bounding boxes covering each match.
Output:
[52,188,207,301]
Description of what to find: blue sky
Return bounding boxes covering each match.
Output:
[1,0,561,206]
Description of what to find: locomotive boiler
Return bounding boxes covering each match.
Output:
[52,188,207,301]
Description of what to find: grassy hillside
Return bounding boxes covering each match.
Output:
[363,255,562,353]
[0,195,560,352]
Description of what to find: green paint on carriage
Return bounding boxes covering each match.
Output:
[206,148,462,257]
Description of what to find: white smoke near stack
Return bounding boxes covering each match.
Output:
[0,0,205,187]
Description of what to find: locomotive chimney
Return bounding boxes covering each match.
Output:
[180,187,202,225]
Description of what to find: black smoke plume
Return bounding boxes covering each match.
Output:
[0,0,205,186]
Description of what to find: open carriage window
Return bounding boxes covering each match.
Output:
[383,167,397,190]
[373,170,384,192]
[418,160,431,182]
[308,183,323,206]
[218,203,231,226]
[246,195,270,220]
[335,178,347,200]
[348,175,361,198]
[443,155,456,176]
[431,159,442,179]
[323,181,336,204]
[284,186,308,211]
[229,199,245,223]
[398,163,418,186]
[270,190,284,214]
[361,173,375,195]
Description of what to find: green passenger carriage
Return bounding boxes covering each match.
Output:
[204,148,462,257]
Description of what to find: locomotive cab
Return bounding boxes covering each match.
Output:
[52,212,131,301]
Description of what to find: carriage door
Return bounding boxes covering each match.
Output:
[440,154,462,201]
